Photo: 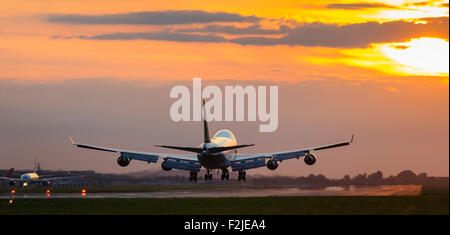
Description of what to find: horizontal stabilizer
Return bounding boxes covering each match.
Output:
[155,145,203,153]
[155,144,255,153]
[208,144,255,153]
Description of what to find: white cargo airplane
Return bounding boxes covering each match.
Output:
[0,167,82,187]
[70,100,353,181]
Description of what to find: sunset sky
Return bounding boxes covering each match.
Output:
[0,0,448,178]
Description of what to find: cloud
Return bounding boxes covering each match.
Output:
[64,31,228,42]
[46,11,260,25]
[402,0,448,7]
[230,17,449,47]
[410,1,434,6]
[231,17,448,48]
[384,86,400,93]
[58,17,449,48]
[326,2,400,10]
[177,24,290,35]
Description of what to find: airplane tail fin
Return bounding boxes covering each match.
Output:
[202,99,210,143]
[155,144,254,153]
[153,100,212,153]
[33,160,41,174]
[5,168,14,178]
[155,99,254,154]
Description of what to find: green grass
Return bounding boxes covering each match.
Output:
[1,194,448,215]
[420,184,449,196]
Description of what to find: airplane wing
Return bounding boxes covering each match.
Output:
[0,177,20,181]
[0,177,22,186]
[230,135,354,171]
[38,175,85,181]
[69,137,199,170]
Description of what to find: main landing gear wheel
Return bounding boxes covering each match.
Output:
[221,169,229,181]
[189,171,198,182]
[238,170,246,181]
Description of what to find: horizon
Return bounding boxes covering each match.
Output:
[2,165,448,179]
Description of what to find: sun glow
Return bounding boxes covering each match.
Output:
[374,0,449,20]
[380,37,449,76]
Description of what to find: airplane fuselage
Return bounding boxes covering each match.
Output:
[197,129,237,170]
[20,172,39,182]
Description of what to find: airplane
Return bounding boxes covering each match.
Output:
[0,168,15,185]
[0,165,83,187]
[70,99,353,181]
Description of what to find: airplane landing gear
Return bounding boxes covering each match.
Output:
[204,169,213,181]
[189,171,198,182]
[238,170,246,181]
[221,169,229,181]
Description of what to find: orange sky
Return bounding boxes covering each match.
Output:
[0,0,448,83]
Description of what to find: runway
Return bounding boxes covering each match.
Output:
[0,185,422,199]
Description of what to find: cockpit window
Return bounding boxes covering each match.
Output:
[215,130,233,138]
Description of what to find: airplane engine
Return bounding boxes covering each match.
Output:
[304,153,316,165]
[8,181,16,186]
[117,156,131,167]
[266,160,278,170]
[161,160,173,171]
[41,181,51,187]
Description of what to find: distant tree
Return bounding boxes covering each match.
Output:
[368,171,383,185]
[300,174,331,186]
[384,175,396,185]
[417,172,428,183]
[296,176,309,186]
[316,174,330,185]
[395,170,417,184]
[342,175,351,186]
[351,173,368,185]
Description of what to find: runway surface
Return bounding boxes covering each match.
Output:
[0,185,422,199]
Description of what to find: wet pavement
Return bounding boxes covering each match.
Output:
[0,185,422,199]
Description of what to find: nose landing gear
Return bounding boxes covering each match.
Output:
[204,169,213,181]
[221,169,229,181]
[189,171,198,182]
[238,170,246,181]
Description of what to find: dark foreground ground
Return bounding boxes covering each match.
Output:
[1,185,447,215]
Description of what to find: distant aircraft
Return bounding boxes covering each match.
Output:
[70,100,353,181]
[0,168,15,185]
[0,164,82,187]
